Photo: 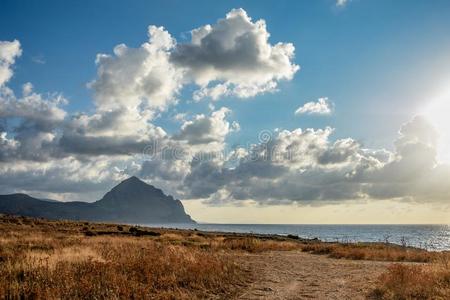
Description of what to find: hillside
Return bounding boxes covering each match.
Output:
[0,177,194,224]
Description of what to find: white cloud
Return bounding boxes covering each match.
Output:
[89,25,183,113]
[0,83,66,126]
[182,126,366,200]
[0,40,22,86]
[0,77,67,162]
[1,10,449,209]
[174,107,238,149]
[295,97,333,115]
[336,0,349,7]
[179,116,450,206]
[59,8,298,157]
[171,8,299,100]
[31,55,46,64]
[58,26,185,157]
[193,83,230,101]
[0,33,243,198]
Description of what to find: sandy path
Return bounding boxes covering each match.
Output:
[236,250,390,300]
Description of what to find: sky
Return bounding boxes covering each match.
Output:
[1,0,450,224]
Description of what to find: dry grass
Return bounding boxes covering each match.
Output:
[370,257,450,299]
[1,240,243,299]
[209,237,300,252]
[26,245,106,269]
[0,216,247,299]
[1,215,448,299]
[0,215,303,299]
[299,242,435,262]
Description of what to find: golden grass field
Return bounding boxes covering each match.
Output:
[0,215,448,299]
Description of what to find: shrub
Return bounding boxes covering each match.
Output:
[370,263,450,299]
[287,234,299,240]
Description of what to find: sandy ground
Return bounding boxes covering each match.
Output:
[236,250,390,300]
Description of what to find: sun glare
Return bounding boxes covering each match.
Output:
[422,87,450,162]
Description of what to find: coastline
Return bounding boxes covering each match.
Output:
[1,214,448,299]
[140,222,450,251]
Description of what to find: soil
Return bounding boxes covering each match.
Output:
[236,250,390,300]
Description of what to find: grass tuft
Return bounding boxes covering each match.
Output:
[370,259,450,299]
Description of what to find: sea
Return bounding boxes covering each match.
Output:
[143,223,450,251]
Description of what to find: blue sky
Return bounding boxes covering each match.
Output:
[1,0,450,223]
[3,0,450,149]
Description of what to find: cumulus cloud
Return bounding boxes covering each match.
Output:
[55,9,295,157]
[59,110,168,156]
[56,26,185,157]
[181,126,368,202]
[0,80,67,161]
[1,8,299,159]
[354,116,443,200]
[1,9,449,209]
[171,8,299,100]
[174,107,238,147]
[0,40,22,86]
[177,116,450,206]
[89,26,183,113]
[0,83,66,128]
[295,97,333,115]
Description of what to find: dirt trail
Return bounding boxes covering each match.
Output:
[236,250,390,300]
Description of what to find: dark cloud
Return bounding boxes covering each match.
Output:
[178,117,450,205]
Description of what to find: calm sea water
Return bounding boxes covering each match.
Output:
[143,223,450,251]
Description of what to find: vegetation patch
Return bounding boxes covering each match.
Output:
[370,259,450,299]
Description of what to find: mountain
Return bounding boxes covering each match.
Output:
[94,176,194,223]
[39,198,61,203]
[0,177,195,224]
